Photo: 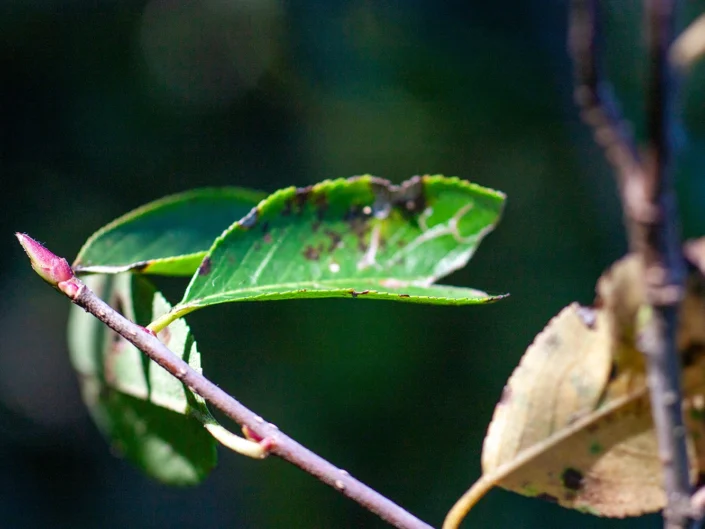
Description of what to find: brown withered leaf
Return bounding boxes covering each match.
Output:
[596,251,705,369]
[445,245,705,529]
[477,301,695,519]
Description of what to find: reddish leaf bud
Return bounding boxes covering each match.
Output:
[16,233,75,286]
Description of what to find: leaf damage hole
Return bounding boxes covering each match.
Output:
[303,245,321,261]
[561,468,584,491]
[324,229,342,252]
[608,361,619,381]
[240,207,259,230]
[198,257,212,276]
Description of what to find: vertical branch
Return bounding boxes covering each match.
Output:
[638,1,691,527]
[571,1,692,527]
[569,0,644,249]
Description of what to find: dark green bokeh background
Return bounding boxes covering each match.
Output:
[3,1,705,528]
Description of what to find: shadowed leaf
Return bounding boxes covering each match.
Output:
[73,187,265,276]
[67,274,217,485]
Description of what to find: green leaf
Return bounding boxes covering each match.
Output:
[166,175,505,320]
[67,273,217,485]
[73,187,265,276]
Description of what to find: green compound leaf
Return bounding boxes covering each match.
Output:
[167,175,505,320]
[73,187,265,276]
[68,273,217,485]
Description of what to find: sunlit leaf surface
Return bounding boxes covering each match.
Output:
[175,175,505,315]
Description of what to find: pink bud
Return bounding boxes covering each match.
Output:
[16,233,75,286]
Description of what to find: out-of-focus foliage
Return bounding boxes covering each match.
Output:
[3,1,705,528]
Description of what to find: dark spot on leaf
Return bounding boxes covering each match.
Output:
[561,468,584,491]
[282,200,292,216]
[545,334,560,350]
[303,245,320,261]
[240,208,259,230]
[132,261,149,273]
[589,441,603,455]
[324,230,342,252]
[608,361,619,381]
[683,343,705,368]
[343,204,364,222]
[576,306,597,329]
[391,176,426,217]
[294,186,312,214]
[398,294,410,298]
[499,385,512,404]
[198,257,212,276]
[537,493,558,504]
[350,290,370,298]
[314,193,328,220]
[264,233,273,244]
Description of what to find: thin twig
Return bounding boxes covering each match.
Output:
[638,2,691,527]
[82,281,434,529]
[14,234,433,529]
[569,0,645,250]
[571,1,693,527]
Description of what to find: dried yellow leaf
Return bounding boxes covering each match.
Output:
[482,303,613,471]
[445,246,705,529]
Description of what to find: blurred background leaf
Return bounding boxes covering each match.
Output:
[3,1,705,528]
